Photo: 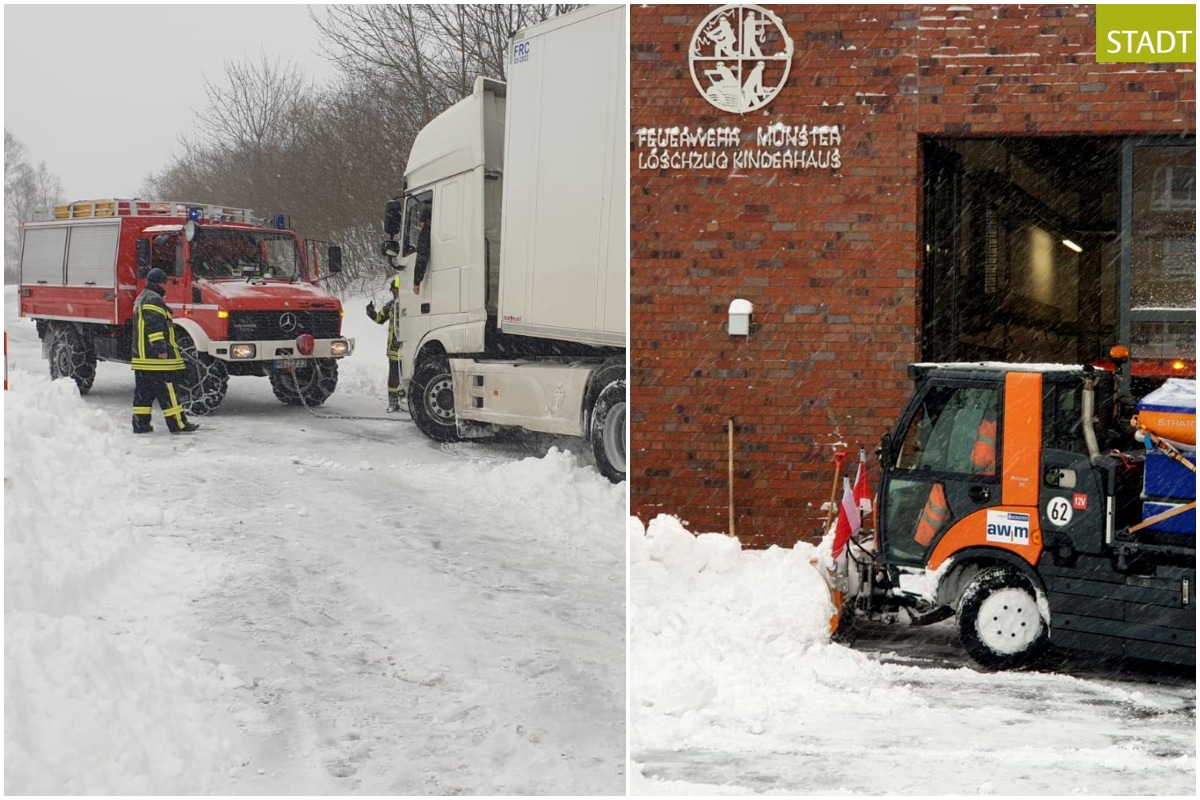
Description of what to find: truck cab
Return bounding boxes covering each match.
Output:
[864,363,1194,669]
[383,78,506,382]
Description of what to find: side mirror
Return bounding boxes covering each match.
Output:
[380,240,401,259]
[383,199,403,237]
[136,240,151,269]
[184,220,197,242]
[327,245,343,274]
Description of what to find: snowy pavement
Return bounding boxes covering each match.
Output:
[630,516,1195,796]
[4,286,626,794]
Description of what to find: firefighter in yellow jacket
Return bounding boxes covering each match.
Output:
[131,268,199,434]
[366,274,406,412]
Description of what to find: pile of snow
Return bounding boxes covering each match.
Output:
[631,515,1195,796]
[5,373,244,793]
[630,515,839,751]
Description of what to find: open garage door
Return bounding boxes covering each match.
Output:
[921,136,1194,394]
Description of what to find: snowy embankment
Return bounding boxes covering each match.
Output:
[5,375,245,793]
[4,283,626,794]
[630,515,1196,796]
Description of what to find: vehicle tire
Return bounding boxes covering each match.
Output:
[409,356,460,442]
[956,566,1049,671]
[269,359,339,407]
[46,324,96,395]
[589,378,626,483]
[176,332,229,416]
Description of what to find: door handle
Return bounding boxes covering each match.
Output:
[968,485,991,503]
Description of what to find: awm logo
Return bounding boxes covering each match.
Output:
[986,510,1031,545]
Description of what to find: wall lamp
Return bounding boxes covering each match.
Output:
[728,299,755,337]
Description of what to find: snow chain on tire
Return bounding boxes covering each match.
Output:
[284,363,412,424]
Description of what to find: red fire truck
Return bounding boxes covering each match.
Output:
[18,199,353,413]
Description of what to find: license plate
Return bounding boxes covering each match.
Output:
[273,359,308,370]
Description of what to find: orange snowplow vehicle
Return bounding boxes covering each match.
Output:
[841,363,1195,670]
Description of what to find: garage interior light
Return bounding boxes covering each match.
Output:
[1062,238,1083,253]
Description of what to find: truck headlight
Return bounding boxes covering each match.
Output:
[231,343,256,359]
[330,340,350,357]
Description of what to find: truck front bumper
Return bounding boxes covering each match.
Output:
[202,337,355,362]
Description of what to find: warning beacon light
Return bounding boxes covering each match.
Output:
[187,207,202,222]
[274,214,289,230]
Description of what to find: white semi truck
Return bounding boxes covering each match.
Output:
[381,5,627,482]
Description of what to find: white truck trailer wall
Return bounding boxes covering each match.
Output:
[498,5,626,348]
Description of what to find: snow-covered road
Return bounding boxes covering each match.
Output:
[4,286,626,794]
[630,516,1195,796]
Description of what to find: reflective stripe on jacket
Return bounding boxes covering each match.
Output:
[914,482,949,547]
[971,417,997,476]
[131,288,185,371]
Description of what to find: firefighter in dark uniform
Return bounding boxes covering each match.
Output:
[131,267,200,434]
[366,274,406,412]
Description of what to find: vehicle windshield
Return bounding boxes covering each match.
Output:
[190,228,303,281]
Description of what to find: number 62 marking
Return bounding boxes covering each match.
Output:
[1047,496,1073,527]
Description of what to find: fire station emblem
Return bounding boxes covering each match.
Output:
[689,4,794,114]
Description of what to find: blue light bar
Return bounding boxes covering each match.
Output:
[274,214,288,230]
[188,207,201,221]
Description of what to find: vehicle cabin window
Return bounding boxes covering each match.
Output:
[1043,383,1082,453]
[191,230,299,280]
[402,192,433,257]
[895,384,999,477]
[151,234,183,276]
[1042,376,1115,454]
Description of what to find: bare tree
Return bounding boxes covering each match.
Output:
[311,5,579,131]
[5,130,63,283]
[188,54,313,211]
[145,5,583,289]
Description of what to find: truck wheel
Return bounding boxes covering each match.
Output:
[46,324,96,395]
[409,357,460,442]
[589,378,626,483]
[957,566,1049,671]
[176,333,229,416]
[269,359,339,407]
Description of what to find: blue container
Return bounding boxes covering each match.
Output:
[1143,450,1197,501]
[1142,501,1196,536]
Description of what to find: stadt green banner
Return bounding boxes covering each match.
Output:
[1097,4,1197,62]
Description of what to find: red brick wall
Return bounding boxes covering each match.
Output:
[629,4,1195,548]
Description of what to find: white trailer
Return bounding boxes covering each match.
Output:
[382,5,627,481]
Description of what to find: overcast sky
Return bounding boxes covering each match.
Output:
[4,4,339,200]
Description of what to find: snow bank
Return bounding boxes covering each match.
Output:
[5,372,244,793]
[631,515,1194,796]
[631,515,838,751]
[477,447,624,525]
[5,376,143,615]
